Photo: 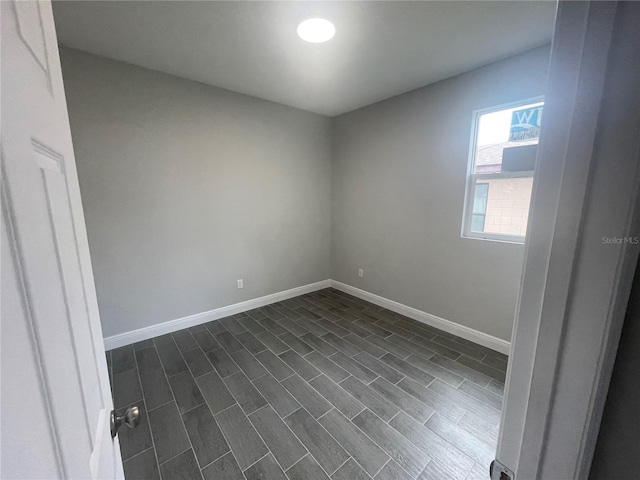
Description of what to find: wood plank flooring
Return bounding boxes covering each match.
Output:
[108,288,506,480]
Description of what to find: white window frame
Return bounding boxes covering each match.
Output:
[461,96,544,244]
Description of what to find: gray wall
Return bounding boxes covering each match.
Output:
[60,49,332,338]
[589,259,640,479]
[331,47,550,341]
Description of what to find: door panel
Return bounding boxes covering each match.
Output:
[1,1,122,478]
[1,201,62,479]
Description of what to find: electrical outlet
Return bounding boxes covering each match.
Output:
[358,269,364,278]
[237,279,244,289]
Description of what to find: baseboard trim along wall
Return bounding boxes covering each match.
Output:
[330,280,511,355]
[104,279,511,355]
[103,280,331,350]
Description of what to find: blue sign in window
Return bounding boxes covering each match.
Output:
[509,106,543,142]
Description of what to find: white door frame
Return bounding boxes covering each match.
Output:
[497,1,640,479]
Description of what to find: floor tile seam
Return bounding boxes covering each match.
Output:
[162,344,206,477]
[279,403,352,480]
[318,405,425,480]
[131,345,164,480]
[245,403,314,475]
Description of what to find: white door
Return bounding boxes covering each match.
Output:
[1,1,124,478]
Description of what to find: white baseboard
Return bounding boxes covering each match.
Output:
[330,280,511,355]
[104,278,510,355]
[103,280,331,350]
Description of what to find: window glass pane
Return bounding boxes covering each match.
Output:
[471,214,485,232]
[470,183,488,233]
[472,183,488,214]
[480,177,533,236]
[474,102,543,174]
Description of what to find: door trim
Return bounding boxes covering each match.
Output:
[497,1,640,478]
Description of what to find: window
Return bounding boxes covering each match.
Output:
[462,98,543,242]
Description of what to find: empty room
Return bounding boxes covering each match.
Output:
[3,1,640,480]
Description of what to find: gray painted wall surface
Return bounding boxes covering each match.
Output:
[331,47,550,341]
[60,49,332,337]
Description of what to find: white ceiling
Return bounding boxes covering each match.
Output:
[52,1,556,117]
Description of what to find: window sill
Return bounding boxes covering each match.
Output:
[461,233,526,245]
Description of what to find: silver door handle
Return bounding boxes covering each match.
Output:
[110,406,140,438]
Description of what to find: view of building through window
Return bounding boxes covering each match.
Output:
[465,100,543,240]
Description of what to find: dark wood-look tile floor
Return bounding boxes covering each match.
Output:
[107,288,506,480]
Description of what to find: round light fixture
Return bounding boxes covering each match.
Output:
[297,18,335,43]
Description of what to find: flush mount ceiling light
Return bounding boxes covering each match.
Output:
[297,18,335,43]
